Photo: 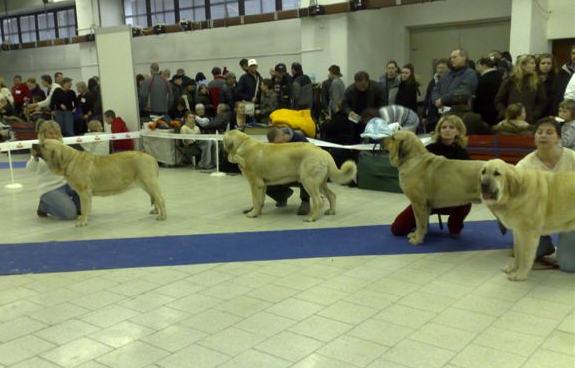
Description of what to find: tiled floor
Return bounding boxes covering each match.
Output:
[0,155,574,368]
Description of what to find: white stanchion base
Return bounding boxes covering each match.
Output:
[5,183,23,190]
[210,172,226,177]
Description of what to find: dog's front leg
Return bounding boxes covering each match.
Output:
[245,179,265,218]
[408,202,429,245]
[76,190,92,227]
[503,229,520,274]
[508,230,539,281]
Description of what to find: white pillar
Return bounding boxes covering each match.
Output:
[509,0,550,59]
[76,0,124,36]
[95,25,140,132]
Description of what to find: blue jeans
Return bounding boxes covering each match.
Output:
[39,184,80,220]
[54,110,75,137]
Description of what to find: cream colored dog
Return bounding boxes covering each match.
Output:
[223,130,357,222]
[480,159,575,281]
[33,139,167,227]
[383,131,484,244]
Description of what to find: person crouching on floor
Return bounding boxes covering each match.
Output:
[391,115,473,238]
[181,111,216,170]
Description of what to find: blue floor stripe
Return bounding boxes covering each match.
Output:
[0,161,26,169]
[0,221,511,275]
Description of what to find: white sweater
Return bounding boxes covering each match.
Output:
[26,156,67,195]
[0,87,14,104]
[516,147,575,172]
[36,83,61,109]
[565,74,575,101]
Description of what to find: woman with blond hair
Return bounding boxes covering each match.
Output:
[26,120,80,219]
[495,54,547,124]
[0,77,14,105]
[391,115,472,237]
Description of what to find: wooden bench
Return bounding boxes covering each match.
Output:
[467,134,535,164]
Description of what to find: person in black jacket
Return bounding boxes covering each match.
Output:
[395,63,419,113]
[553,44,575,115]
[391,114,473,237]
[272,63,293,108]
[291,62,313,109]
[51,78,76,136]
[474,57,503,125]
[424,59,448,132]
[536,53,558,116]
[237,59,262,103]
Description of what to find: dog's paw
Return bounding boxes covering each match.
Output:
[75,221,87,227]
[156,215,167,221]
[407,232,423,245]
[304,216,317,223]
[149,208,159,215]
[245,210,260,218]
[507,271,528,281]
[324,209,336,216]
[502,261,518,274]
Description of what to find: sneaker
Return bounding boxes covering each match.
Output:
[297,201,310,216]
[275,188,294,208]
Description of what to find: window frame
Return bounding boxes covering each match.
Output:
[0,6,77,45]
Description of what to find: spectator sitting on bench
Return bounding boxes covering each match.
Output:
[493,103,532,135]
[391,115,472,238]
[256,78,277,125]
[194,103,212,129]
[181,110,216,170]
[559,99,575,149]
[243,126,311,216]
[82,120,109,156]
[445,92,492,135]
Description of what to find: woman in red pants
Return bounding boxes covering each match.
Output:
[391,115,472,237]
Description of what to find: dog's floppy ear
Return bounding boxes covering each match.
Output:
[504,164,522,198]
[397,139,407,162]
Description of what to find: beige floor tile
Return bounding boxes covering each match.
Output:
[156,344,230,368]
[295,286,349,306]
[90,321,155,348]
[558,313,575,334]
[522,349,575,368]
[348,318,414,347]
[140,325,207,352]
[492,311,560,337]
[318,301,378,324]
[153,279,206,298]
[41,337,112,367]
[451,344,527,368]
[373,304,436,329]
[255,331,323,362]
[35,319,100,345]
[409,323,476,352]
[10,357,61,368]
[215,296,272,318]
[166,294,222,314]
[452,294,514,317]
[118,292,175,313]
[432,307,496,333]
[368,278,421,297]
[247,284,300,303]
[511,297,573,321]
[180,309,242,334]
[0,335,56,366]
[217,349,291,368]
[185,270,235,287]
[382,339,455,368]
[235,311,295,337]
[398,291,456,313]
[199,282,253,300]
[289,315,353,342]
[273,273,324,291]
[129,306,190,330]
[318,275,371,293]
[70,290,127,311]
[96,341,169,368]
[365,359,411,368]
[198,327,266,356]
[318,335,387,367]
[344,289,399,310]
[541,330,575,356]
[0,300,44,323]
[0,286,38,305]
[81,305,139,328]
[474,327,545,356]
[267,297,324,321]
[30,302,90,325]
[292,353,352,368]
[75,361,110,368]
[0,317,47,343]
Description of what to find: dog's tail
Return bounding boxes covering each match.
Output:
[328,160,357,185]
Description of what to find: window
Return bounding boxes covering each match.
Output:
[124,0,148,26]
[150,0,175,25]
[179,0,206,21]
[20,15,36,43]
[210,0,240,20]
[282,0,300,10]
[57,9,76,38]
[38,12,56,41]
[245,0,276,15]
[2,17,19,44]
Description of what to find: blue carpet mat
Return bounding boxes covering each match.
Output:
[0,161,26,169]
[0,221,511,275]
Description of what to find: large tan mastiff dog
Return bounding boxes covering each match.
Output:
[480,159,575,281]
[382,131,484,244]
[223,130,357,222]
[33,139,167,227]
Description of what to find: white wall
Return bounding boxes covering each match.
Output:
[547,0,575,40]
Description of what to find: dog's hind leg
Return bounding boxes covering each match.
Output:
[76,190,92,227]
[140,180,167,221]
[245,178,265,218]
[321,181,336,216]
[301,179,323,222]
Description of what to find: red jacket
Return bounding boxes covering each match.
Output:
[110,117,134,152]
[11,84,30,105]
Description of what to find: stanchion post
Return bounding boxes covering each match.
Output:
[4,148,23,190]
[210,131,226,177]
